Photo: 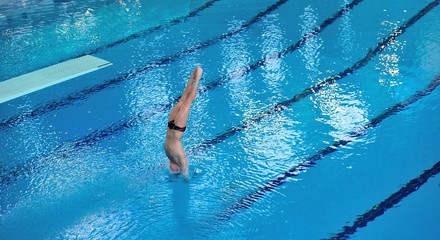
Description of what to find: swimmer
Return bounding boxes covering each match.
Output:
[164,66,203,180]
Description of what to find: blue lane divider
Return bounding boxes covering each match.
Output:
[327,160,440,240]
[0,0,365,188]
[214,71,440,221]
[0,0,290,130]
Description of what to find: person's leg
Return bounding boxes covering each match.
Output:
[181,66,202,102]
[172,67,202,127]
[168,66,203,123]
[168,101,183,122]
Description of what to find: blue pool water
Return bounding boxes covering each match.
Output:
[1,0,440,239]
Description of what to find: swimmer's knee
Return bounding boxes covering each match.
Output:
[174,100,184,110]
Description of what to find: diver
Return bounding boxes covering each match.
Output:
[164,66,203,180]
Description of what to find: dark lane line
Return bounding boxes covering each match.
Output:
[191,0,439,153]
[0,0,289,131]
[203,0,364,92]
[215,71,440,221]
[0,0,291,187]
[1,0,221,81]
[327,160,440,240]
[0,0,364,188]
[85,0,221,56]
[212,1,440,221]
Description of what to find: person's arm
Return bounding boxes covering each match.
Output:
[181,156,189,182]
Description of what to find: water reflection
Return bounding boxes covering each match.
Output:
[120,29,170,169]
[260,14,287,93]
[61,208,136,239]
[0,101,47,166]
[239,13,303,171]
[54,4,99,48]
[298,5,323,80]
[375,20,405,87]
[123,64,170,166]
[299,4,368,141]
[0,0,190,81]
[338,0,355,62]
[314,87,369,141]
[221,19,253,115]
[417,17,440,74]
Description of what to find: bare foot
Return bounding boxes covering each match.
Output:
[192,66,203,81]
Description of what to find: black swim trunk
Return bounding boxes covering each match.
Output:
[167,120,186,132]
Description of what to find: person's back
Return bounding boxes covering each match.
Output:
[165,128,187,175]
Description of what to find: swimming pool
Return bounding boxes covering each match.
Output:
[1,0,440,239]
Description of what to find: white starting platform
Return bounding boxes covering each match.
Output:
[0,55,112,104]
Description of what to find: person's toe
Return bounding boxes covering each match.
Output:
[194,66,203,80]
